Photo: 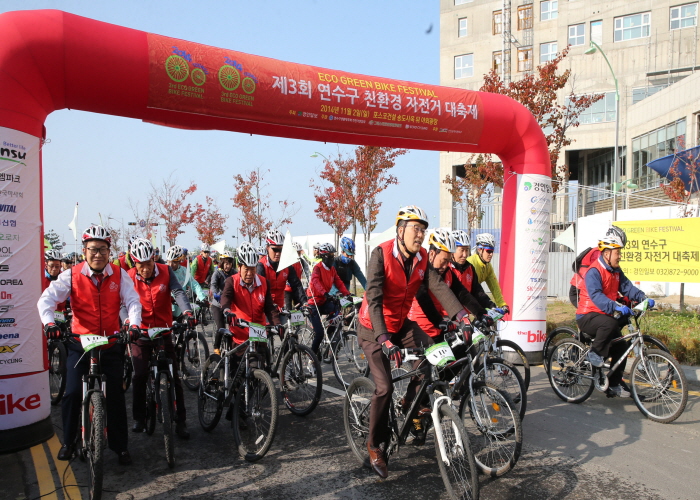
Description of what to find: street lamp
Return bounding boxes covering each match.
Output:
[585,40,620,221]
[311,152,329,161]
[614,179,639,210]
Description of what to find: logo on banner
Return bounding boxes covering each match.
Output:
[517,329,546,343]
[0,318,16,327]
[0,246,12,257]
[0,143,27,163]
[0,305,14,313]
[0,343,19,353]
[0,291,13,299]
[0,205,16,213]
[0,279,22,285]
[0,392,41,414]
[0,333,19,339]
[0,265,8,272]
[0,234,19,241]
[523,182,532,191]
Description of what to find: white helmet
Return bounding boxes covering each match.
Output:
[475,233,496,249]
[256,245,266,256]
[598,234,624,251]
[317,243,336,255]
[429,228,456,253]
[292,242,303,252]
[451,230,470,247]
[128,235,140,248]
[200,243,210,252]
[238,242,259,267]
[45,249,62,261]
[131,238,154,263]
[396,205,429,227]
[82,225,112,246]
[604,226,627,248]
[165,245,184,262]
[265,229,284,246]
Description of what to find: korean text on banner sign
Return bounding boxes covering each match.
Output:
[147,34,484,145]
[614,218,700,283]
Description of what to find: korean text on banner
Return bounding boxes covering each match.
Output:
[615,218,700,283]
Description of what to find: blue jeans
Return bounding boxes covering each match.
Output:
[308,301,339,353]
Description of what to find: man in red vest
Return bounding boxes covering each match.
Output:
[358,206,469,479]
[576,233,652,397]
[117,235,140,271]
[38,225,143,464]
[126,239,196,438]
[256,229,307,310]
[190,243,213,286]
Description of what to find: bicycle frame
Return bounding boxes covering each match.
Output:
[146,333,178,422]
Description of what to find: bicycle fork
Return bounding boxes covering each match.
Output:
[430,394,459,467]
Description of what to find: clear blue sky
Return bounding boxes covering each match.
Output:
[1,0,441,252]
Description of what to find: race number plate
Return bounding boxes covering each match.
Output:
[339,297,352,308]
[353,296,363,305]
[248,322,268,343]
[147,327,170,340]
[290,311,305,327]
[80,335,109,351]
[54,311,66,323]
[487,308,504,321]
[425,341,455,367]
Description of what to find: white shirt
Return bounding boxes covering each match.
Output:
[37,263,142,327]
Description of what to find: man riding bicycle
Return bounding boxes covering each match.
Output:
[38,225,142,464]
[284,241,311,310]
[467,233,509,314]
[256,229,307,311]
[116,235,140,271]
[166,245,208,315]
[211,252,237,355]
[190,243,214,287]
[576,232,654,397]
[333,236,367,291]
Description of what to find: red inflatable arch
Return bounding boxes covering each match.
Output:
[0,10,551,451]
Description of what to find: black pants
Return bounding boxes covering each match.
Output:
[211,304,225,350]
[62,341,128,453]
[308,301,339,354]
[131,336,186,421]
[577,312,629,386]
[358,320,433,448]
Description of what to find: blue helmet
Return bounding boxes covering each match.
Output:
[340,236,355,256]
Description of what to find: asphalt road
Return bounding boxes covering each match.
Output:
[8,333,700,500]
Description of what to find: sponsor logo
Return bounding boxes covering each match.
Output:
[0,392,41,414]
[532,238,546,245]
[0,279,22,285]
[0,246,12,257]
[528,218,533,224]
[0,144,27,165]
[0,205,16,213]
[0,174,20,183]
[0,333,19,339]
[0,343,19,353]
[0,291,13,299]
[0,305,14,313]
[109,281,118,291]
[0,234,19,241]
[523,182,532,191]
[159,284,167,293]
[418,269,425,279]
[0,265,8,272]
[529,277,547,283]
[256,292,264,303]
[517,329,546,343]
[0,318,16,327]
[531,257,546,264]
[0,358,22,365]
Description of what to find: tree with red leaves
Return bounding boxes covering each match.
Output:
[310,152,352,248]
[444,46,603,229]
[194,196,229,246]
[148,175,204,246]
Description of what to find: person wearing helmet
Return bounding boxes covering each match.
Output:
[220,242,282,348]
[190,243,214,287]
[38,225,142,464]
[284,240,311,309]
[153,246,165,265]
[291,241,312,276]
[467,233,509,313]
[125,239,195,439]
[333,236,367,291]
[117,235,141,271]
[211,252,238,354]
[44,249,69,312]
[448,229,494,309]
[165,245,208,317]
[576,233,653,398]
[305,243,351,358]
[60,252,74,272]
[257,229,307,312]
[358,206,469,479]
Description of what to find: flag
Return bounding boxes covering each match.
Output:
[277,230,298,271]
[68,203,78,240]
[210,239,226,254]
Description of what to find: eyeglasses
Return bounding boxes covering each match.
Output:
[203,251,210,254]
[405,224,427,235]
[483,249,494,254]
[270,247,283,253]
[86,247,110,256]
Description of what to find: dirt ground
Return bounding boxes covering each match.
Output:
[656,294,700,306]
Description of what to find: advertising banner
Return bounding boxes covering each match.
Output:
[147,34,485,145]
[615,218,700,283]
[499,174,551,350]
[0,370,50,429]
[0,126,43,376]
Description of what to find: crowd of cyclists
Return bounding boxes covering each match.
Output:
[37,202,663,496]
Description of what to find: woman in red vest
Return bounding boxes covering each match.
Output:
[357,206,469,479]
[127,239,196,439]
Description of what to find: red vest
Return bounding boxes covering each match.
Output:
[359,240,428,334]
[449,262,474,292]
[228,275,269,344]
[128,263,173,330]
[570,248,600,289]
[118,253,134,271]
[576,258,620,315]
[260,256,289,307]
[70,262,122,340]
[306,261,349,305]
[407,269,453,337]
[194,254,211,284]
[285,262,303,292]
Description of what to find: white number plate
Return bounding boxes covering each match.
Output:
[339,297,352,308]
[424,341,455,367]
[487,308,504,321]
[54,311,66,322]
[353,296,363,305]
[289,311,305,327]
[248,322,267,343]
[147,327,170,340]
[80,335,109,351]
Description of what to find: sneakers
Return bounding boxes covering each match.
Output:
[609,384,631,398]
[587,351,604,368]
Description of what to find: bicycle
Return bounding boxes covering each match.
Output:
[268,308,322,416]
[344,343,479,500]
[198,319,278,461]
[483,311,530,391]
[548,299,688,423]
[49,310,70,405]
[172,315,209,391]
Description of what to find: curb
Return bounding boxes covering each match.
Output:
[681,364,700,388]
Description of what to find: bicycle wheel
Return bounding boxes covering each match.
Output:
[542,326,577,374]
[296,326,315,349]
[496,339,530,391]
[630,349,688,424]
[547,339,594,404]
[158,373,175,468]
[86,392,105,500]
[145,375,157,436]
[198,354,224,432]
[476,358,527,422]
[332,332,370,388]
[280,344,322,416]
[434,404,480,500]
[233,368,278,462]
[122,348,133,393]
[48,341,67,405]
[182,331,209,391]
[391,366,410,408]
[348,331,368,373]
[460,381,522,477]
[343,377,374,468]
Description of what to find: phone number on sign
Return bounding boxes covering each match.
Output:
[630,268,700,276]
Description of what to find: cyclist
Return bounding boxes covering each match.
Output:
[211,252,238,355]
[357,206,468,479]
[43,250,68,311]
[467,233,509,314]
[449,230,495,309]
[576,233,654,397]
[408,228,498,342]
[166,245,208,317]
[38,225,142,464]
[284,241,311,309]
[60,252,74,272]
[117,235,140,271]
[181,247,189,267]
[257,229,307,311]
[294,241,312,275]
[306,243,351,359]
[333,236,367,291]
[153,246,165,265]
[190,243,213,287]
[126,239,194,439]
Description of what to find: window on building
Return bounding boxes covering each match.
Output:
[458,17,468,37]
[454,54,474,79]
[572,92,616,124]
[568,24,585,46]
[590,20,603,45]
[455,0,473,5]
[518,46,533,72]
[632,119,686,190]
[493,51,503,73]
[632,84,670,104]
[541,1,558,21]
[671,3,698,29]
[493,10,503,34]
[588,150,614,201]
[614,12,651,42]
[540,42,558,63]
[518,4,534,30]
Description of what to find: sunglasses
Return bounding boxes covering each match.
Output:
[483,248,494,254]
[270,247,283,253]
